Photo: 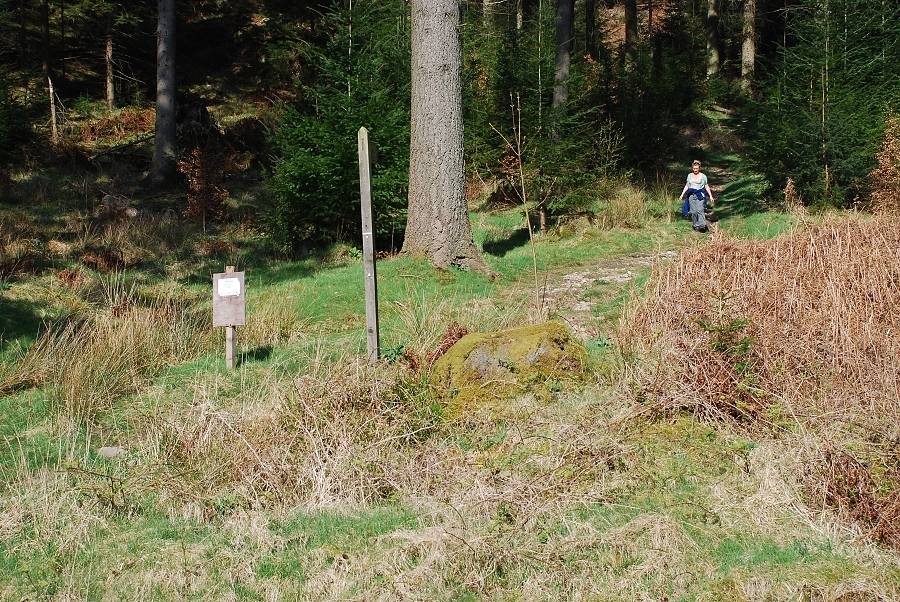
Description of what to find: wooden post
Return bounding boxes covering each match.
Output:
[358,127,379,363]
[225,322,235,369]
[224,265,236,369]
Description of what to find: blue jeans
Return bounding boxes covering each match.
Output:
[689,194,707,229]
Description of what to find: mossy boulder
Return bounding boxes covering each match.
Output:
[431,322,586,416]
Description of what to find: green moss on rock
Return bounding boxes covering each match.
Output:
[431,322,586,416]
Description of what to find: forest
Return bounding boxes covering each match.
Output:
[0,0,899,599]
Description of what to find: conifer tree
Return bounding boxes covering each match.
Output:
[747,0,900,203]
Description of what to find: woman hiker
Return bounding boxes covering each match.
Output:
[679,160,715,233]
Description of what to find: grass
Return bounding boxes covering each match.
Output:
[2,121,898,599]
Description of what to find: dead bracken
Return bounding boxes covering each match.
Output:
[621,216,900,548]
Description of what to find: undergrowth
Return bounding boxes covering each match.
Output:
[621,216,900,551]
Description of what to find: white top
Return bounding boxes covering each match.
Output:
[686,172,708,189]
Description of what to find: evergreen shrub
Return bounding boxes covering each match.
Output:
[0,78,14,163]
[744,0,900,206]
[268,1,410,254]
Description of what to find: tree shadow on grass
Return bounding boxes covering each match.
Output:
[711,171,772,222]
[0,296,44,355]
[482,228,530,257]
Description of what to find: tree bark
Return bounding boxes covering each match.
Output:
[624,0,638,65]
[41,0,50,80]
[706,0,721,78]
[41,0,57,145]
[151,0,177,186]
[517,0,524,30]
[59,0,65,79]
[16,0,27,60]
[741,0,756,93]
[586,0,598,60]
[404,0,488,272]
[552,0,574,110]
[105,31,115,110]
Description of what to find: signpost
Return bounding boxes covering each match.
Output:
[358,127,380,364]
[213,265,246,369]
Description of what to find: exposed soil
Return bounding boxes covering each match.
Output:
[545,250,678,340]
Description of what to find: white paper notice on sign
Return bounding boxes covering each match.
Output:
[217,277,241,297]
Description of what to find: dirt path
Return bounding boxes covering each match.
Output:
[545,113,753,340]
[543,250,678,340]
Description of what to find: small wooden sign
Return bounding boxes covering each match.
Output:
[213,266,245,370]
[213,269,246,327]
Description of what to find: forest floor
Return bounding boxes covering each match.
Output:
[1,113,898,600]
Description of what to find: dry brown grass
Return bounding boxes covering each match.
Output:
[0,212,46,281]
[1,291,211,419]
[869,115,900,214]
[621,216,899,422]
[619,216,900,547]
[80,107,155,145]
[808,448,900,549]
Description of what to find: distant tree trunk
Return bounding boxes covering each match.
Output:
[741,0,756,93]
[404,0,488,272]
[105,31,115,110]
[59,0,65,80]
[548,0,575,231]
[517,0,524,30]
[586,0,598,60]
[552,0,574,110]
[41,0,50,80]
[41,0,58,145]
[706,0,721,78]
[624,0,638,65]
[151,0,177,186]
[16,0,27,59]
[652,33,663,78]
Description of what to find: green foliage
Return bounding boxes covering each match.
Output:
[0,78,12,162]
[463,4,629,219]
[0,70,25,166]
[745,0,900,205]
[268,1,410,253]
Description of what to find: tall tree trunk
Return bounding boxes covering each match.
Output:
[517,0,524,30]
[741,0,756,93]
[552,0,574,110]
[151,0,177,186]
[652,33,663,78]
[624,0,638,65]
[59,0,65,80]
[42,0,57,145]
[16,0,27,60]
[41,0,50,81]
[404,0,487,272]
[105,30,115,110]
[586,0,598,60]
[706,0,721,77]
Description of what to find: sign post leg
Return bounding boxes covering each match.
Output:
[226,325,235,369]
[224,265,236,369]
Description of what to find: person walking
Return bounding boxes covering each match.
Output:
[679,160,715,232]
